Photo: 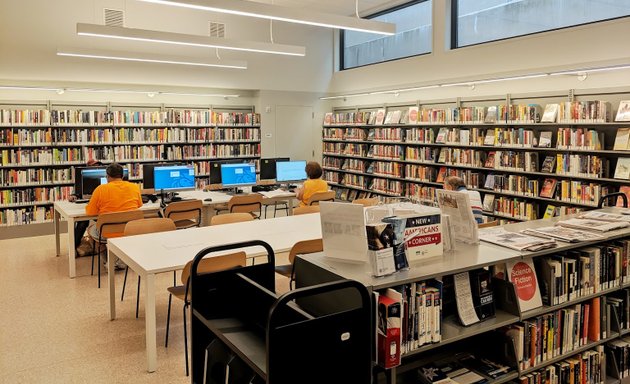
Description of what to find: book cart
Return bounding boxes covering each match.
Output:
[294,207,630,384]
[189,240,373,384]
[322,89,630,224]
[0,101,261,228]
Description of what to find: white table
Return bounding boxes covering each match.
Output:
[106,213,322,372]
[53,189,296,278]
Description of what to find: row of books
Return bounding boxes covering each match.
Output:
[0,206,53,226]
[332,187,374,202]
[0,186,73,206]
[515,347,605,384]
[0,168,73,186]
[371,178,404,195]
[0,109,262,126]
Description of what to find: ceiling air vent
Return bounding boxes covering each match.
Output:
[104,8,124,27]
[209,21,226,38]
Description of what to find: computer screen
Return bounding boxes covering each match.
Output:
[260,157,290,180]
[153,164,195,192]
[220,163,257,187]
[80,167,130,197]
[276,160,307,182]
[209,161,223,184]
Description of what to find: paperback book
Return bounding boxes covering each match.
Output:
[541,104,559,123]
[505,258,543,311]
[484,106,498,124]
[539,178,558,199]
[615,158,630,179]
[541,155,556,173]
[375,109,386,125]
[537,131,553,147]
[616,100,630,122]
[614,128,630,150]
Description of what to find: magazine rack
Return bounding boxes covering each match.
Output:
[189,240,373,384]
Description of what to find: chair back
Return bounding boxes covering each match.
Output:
[164,199,203,228]
[210,212,255,225]
[124,218,176,236]
[181,251,247,286]
[228,194,263,215]
[288,238,324,265]
[352,197,378,207]
[293,205,320,215]
[478,220,499,228]
[597,192,629,208]
[96,210,145,239]
[307,190,335,206]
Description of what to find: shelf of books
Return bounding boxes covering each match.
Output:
[322,96,630,223]
[296,208,630,384]
[0,105,261,227]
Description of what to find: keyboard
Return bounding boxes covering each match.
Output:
[74,199,89,204]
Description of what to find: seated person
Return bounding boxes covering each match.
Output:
[296,161,328,207]
[443,176,483,224]
[68,158,102,255]
[85,163,143,268]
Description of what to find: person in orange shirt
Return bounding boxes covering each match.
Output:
[296,161,328,207]
[86,162,143,268]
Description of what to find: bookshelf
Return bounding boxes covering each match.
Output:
[294,208,630,384]
[0,103,261,227]
[322,91,630,222]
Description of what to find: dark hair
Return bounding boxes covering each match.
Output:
[444,175,466,190]
[305,161,323,179]
[106,163,124,179]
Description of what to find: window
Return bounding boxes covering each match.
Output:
[341,0,432,70]
[453,0,630,48]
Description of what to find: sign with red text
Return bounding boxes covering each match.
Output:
[506,258,542,312]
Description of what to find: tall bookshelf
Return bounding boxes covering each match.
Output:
[0,102,261,227]
[322,90,630,223]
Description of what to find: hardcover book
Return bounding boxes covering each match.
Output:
[484,106,498,123]
[323,112,333,126]
[375,109,386,125]
[436,128,449,144]
[541,104,559,123]
[408,106,419,124]
[537,131,553,148]
[539,178,558,199]
[616,101,630,122]
[614,128,630,150]
[469,268,495,320]
[482,194,495,212]
[615,158,630,179]
[484,174,496,189]
[541,155,556,173]
[483,130,495,146]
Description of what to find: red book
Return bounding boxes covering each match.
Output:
[377,295,401,368]
[587,297,600,342]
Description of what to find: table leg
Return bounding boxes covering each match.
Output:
[200,205,210,227]
[288,197,295,215]
[108,248,117,321]
[68,218,76,278]
[145,273,157,372]
[54,209,61,256]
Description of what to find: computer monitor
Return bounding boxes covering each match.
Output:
[153,164,195,192]
[260,157,290,180]
[210,159,244,184]
[220,163,257,189]
[79,167,129,198]
[141,163,163,190]
[276,160,307,183]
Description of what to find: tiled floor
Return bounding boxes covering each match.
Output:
[0,232,290,383]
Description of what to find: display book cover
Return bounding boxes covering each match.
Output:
[377,292,402,369]
[505,258,543,312]
[382,212,442,268]
[366,222,396,277]
[469,268,496,321]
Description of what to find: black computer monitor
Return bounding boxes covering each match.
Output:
[153,164,195,192]
[276,160,307,183]
[220,163,257,189]
[260,157,290,180]
[79,167,130,198]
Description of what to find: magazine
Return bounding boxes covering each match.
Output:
[436,190,478,244]
[556,218,629,232]
[521,226,604,243]
[479,227,556,251]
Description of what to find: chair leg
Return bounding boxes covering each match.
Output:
[91,242,95,276]
[165,293,172,348]
[121,266,129,301]
[135,276,141,318]
[273,203,278,218]
[183,303,189,376]
[97,244,101,289]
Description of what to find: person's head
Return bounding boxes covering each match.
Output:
[305,161,323,180]
[86,158,103,167]
[106,163,124,182]
[444,176,466,191]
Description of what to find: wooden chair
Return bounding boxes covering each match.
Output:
[275,238,323,289]
[217,194,263,219]
[210,212,254,225]
[307,190,335,206]
[164,199,203,229]
[293,205,320,215]
[90,210,144,288]
[352,197,379,206]
[165,251,247,376]
[262,199,290,218]
[121,218,177,318]
[478,220,499,228]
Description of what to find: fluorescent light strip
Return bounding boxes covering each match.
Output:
[159,91,239,97]
[137,0,396,36]
[441,73,549,88]
[550,64,630,76]
[57,49,247,69]
[0,85,61,92]
[77,23,305,56]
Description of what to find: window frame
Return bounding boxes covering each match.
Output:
[340,0,432,71]
[451,0,630,49]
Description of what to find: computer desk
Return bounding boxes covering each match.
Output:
[106,212,322,373]
[53,189,296,278]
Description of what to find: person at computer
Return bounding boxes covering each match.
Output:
[443,176,483,224]
[85,162,143,269]
[296,161,328,207]
[68,158,102,255]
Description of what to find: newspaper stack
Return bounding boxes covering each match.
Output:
[479,227,557,251]
[521,226,604,242]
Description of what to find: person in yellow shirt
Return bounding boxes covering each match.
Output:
[296,161,328,207]
[86,163,143,268]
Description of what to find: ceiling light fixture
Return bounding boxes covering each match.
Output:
[57,48,248,69]
[549,64,630,76]
[0,85,62,92]
[0,84,240,98]
[77,23,306,56]
[136,0,396,35]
